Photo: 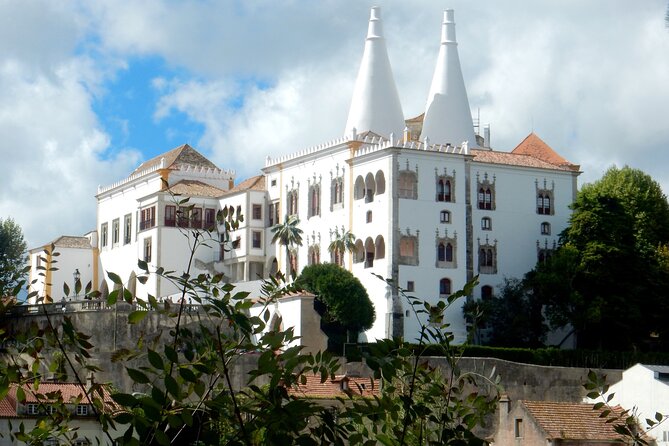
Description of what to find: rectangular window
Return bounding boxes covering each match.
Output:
[76,404,88,416]
[27,403,39,415]
[101,223,108,247]
[407,281,415,292]
[252,231,262,249]
[140,206,156,230]
[124,214,132,244]
[165,205,176,227]
[178,206,190,227]
[112,218,120,246]
[269,202,279,226]
[191,207,202,229]
[271,179,277,187]
[252,204,262,220]
[514,419,523,438]
[204,208,216,229]
[143,237,152,262]
[440,210,450,223]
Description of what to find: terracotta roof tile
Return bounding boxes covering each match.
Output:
[471,148,577,172]
[522,400,628,442]
[0,383,115,418]
[288,374,378,399]
[223,175,266,195]
[511,133,579,170]
[168,179,227,198]
[131,144,219,175]
[405,113,424,124]
[50,236,92,249]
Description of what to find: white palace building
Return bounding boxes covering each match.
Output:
[28,8,580,344]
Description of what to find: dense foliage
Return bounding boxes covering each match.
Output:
[472,166,669,351]
[0,202,500,445]
[296,263,375,345]
[0,217,28,298]
[536,166,669,350]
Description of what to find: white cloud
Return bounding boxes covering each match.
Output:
[2,0,669,249]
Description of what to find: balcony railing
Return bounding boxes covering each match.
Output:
[139,218,155,230]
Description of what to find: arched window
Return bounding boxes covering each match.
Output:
[478,188,485,209]
[308,184,320,218]
[375,170,386,195]
[331,177,344,209]
[354,176,365,200]
[481,285,493,300]
[484,189,492,210]
[437,242,446,261]
[364,237,375,268]
[541,222,551,235]
[439,278,452,297]
[537,192,553,215]
[375,235,386,259]
[444,180,451,202]
[437,179,445,201]
[445,243,453,262]
[365,172,375,203]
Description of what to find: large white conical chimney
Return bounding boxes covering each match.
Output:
[344,6,405,139]
[421,10,477,148]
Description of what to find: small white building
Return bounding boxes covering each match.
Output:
[588,363,669,445]
[27,7,580,345]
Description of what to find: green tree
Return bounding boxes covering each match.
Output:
[270,214,303,278]
[470,278,547,348]
[534,166,669,350]
[296,263,375,344]
[327,227,356,266]
[0,217,28,297]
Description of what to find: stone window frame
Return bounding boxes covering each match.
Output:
[399,228,419,266]
[440,210,451,224]
[481,217,492,231]
[398,160,418,200]
[143,237,152,263]
[476,172,496,211]
[330,165,345,211]
[537,239,556,264]
[308,245,320,266]
[435,230,457,269]
[477,237,497,274]
[536,179,555,216]
[308,175,321,218]
[435,168,456,203]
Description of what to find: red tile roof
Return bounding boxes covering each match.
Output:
[288,374,378,399]
[132,144,219,175]
[522,400,629,442]
[0,383,114,418]
[223,175,266,195]
[471,149,572,171]
[168,179,227,197]
[511,133,579,170]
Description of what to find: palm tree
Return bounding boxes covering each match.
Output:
[271,214,304,277]
[328,227,356,267]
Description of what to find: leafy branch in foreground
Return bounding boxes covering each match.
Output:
[585,370,666,445]
[1,196,500,445]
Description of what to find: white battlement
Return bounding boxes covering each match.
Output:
[97,160,235,195]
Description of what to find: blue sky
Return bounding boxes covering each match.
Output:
[1,0,668,248]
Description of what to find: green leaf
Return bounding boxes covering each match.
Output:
[164,345,178,364]
[126,368,150,384]
[147,349,164,370]
[15,387,25,403]
[127,310,148,324]
[164,375,180,399]
[179,367,197,383]
[111,393,139,407]
[107,271,122,285]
